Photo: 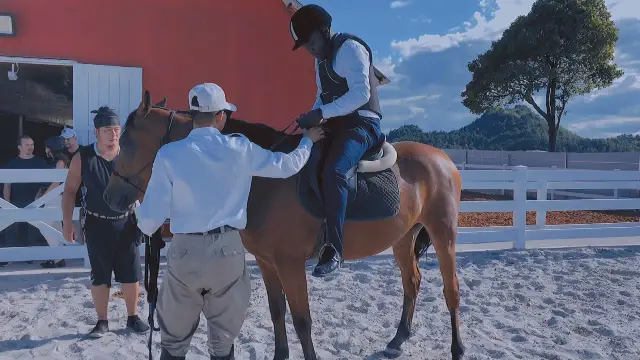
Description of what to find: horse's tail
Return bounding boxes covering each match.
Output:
[413,226,432,261]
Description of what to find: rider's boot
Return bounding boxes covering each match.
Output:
[312,243,343,277]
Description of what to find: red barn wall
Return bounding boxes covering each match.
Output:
[0,0,316,129]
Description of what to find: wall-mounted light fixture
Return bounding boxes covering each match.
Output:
[0,14,15,36]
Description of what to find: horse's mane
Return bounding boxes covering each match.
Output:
[124,107,303,153]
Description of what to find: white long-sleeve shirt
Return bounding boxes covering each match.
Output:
[135,127,313,236]
[311,38,380,120]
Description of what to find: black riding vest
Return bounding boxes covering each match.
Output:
[318,32,382,119]
[79,143,127,217]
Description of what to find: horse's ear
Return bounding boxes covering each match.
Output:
[136,90,152,115]
[154,96,167,108]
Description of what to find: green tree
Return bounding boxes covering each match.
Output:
[461,0,624,152]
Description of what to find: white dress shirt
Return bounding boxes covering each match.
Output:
[311,38,380,120]
[135,127,313,236]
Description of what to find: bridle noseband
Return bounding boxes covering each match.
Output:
[112,107,177,194]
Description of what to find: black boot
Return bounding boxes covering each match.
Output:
[312,245,343,277]
[210,344,234,360]
[160,348,185,360]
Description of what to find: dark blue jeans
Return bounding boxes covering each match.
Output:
[309,115,383,255]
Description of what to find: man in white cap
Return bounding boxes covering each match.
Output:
[134,83,325,360]
[60,127,81,158]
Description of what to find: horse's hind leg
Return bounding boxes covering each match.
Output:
[384,224,429,358]
[426,206,466,360]
[276,259,317,360]
[256,258,290,360]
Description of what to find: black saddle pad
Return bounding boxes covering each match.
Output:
[296,166,401,222]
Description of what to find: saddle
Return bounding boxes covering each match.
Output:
[296,134,401,222]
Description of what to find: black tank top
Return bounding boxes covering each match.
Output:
[79,143,127,217]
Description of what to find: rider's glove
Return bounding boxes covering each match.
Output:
[295,109,323,129]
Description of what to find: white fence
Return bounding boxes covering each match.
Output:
[0,167,639,266]
[0,169,167,268]
[457,162,640,199]
[445,149,640,171]
[458,165,640,249]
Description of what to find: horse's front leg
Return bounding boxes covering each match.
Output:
[276,259,317,360]
[256,258,290,360]
[385,226,428,358]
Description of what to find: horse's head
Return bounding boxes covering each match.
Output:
[103,90,191,212]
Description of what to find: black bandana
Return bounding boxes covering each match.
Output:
[91,106,120,128]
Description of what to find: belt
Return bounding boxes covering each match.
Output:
[181,225,237,236]
[84,209,130,220]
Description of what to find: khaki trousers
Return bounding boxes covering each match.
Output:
[157,230,250,357]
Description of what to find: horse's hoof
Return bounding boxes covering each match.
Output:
[273,347,289,360]
[452,343,466,360]
[383,347,403,358]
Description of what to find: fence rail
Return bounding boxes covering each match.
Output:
[445,149,640,171]
[457,162,640,199]
[0,167,639,266]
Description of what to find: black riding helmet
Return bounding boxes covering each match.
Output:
[290,4,332,51]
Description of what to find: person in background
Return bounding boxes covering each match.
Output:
[3,135,51,256]
[60,128,85,242]
[61,127,82,158]
[39,136,73,268]
[61,107,150,338]
[134,83,325,360]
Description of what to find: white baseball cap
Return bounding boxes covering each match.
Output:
[188,83,237,113]
[60,127,77,138]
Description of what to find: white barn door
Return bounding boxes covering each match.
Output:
[73,64,143,145]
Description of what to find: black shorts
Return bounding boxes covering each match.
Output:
[83,214,142,287]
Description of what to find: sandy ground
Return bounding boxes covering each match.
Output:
[0,244,639,360]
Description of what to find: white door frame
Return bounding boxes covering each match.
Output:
[0,55,76,66]
[1,55,143,146]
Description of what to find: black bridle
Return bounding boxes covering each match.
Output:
[269,118,300,151]
[112,107,177,194]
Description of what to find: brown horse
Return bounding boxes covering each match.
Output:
[103,91,466,360]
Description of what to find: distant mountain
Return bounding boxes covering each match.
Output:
[386,105,640,152]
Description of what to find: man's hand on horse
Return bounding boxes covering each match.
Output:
[296,109,324,129]
[302,126,326,143]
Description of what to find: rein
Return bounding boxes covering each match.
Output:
[269,118,300,151]
[141,228,164,360]
[112,107,176,360]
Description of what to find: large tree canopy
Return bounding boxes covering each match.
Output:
[461,0,624,151]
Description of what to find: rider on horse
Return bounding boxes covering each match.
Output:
[291,4,384,277]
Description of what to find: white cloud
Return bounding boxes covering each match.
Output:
[567,116,640,132]
[380,94,441,106]
[410,15,432,23]
[391,0,640,58]
[390,1,410,9]
[373,56,401,81]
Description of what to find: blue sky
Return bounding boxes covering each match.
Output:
[309,0,640,139]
